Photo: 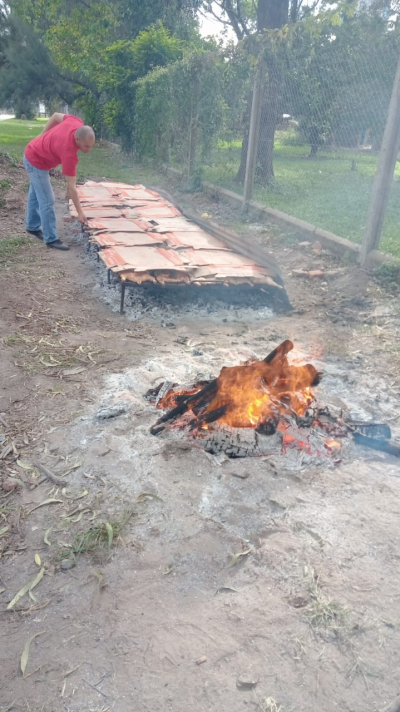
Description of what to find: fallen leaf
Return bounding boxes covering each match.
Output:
[62,367,86,376]
[227,548,253,569]
[34,554,41,566]
[69,508,91,523]
[215,586,238,595]
[73,489,88,501]
[236,676,259,689]
[20,631,46,677]
[44,527,52,546]
[105,522,113,548]
[163,563,174,575]
[136,492,164,502]
[16,460,33,471]
[7,568,45,609]
[27,499,64,515]
[0,525,10,537]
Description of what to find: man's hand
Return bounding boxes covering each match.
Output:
[65,175,87,225]
[77,210,88,225]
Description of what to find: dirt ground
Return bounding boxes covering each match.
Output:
[1,154,400,712]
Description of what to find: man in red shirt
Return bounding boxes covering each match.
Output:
[24,113,95,251]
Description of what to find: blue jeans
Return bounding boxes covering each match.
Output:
[23,156,58,244]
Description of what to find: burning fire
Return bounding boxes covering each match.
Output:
[154,340,322,433]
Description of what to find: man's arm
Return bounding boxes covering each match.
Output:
[42,112,64,134]
[65,175,87,224]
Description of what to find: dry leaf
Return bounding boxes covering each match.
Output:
[215,586,237,595]
[69,508,91,523]
[44,527,52,546]
[34,554,41,566]
[62,367,86,376]
[236,676,259,690]
[16,460,33,471]
[28,499,64,515]
[136,492,164,502]
[105,522,113,548]
[73,489,88,501]
[0,525,10,537]
[227,548,253,569]
[163,563,174,575]
[20,631,46,677]
[7,568,45,610]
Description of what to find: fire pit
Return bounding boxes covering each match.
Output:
[148,340,399,462]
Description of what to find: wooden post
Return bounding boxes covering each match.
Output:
[243,62,264,212]
[360,54,400,266]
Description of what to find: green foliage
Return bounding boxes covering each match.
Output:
[374,262,400,292]
[283,8,400,154]
[0,13,75,114]
[135,49,227,174]
[95,24,185,150]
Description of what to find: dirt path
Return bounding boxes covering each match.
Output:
[1,159,400,712]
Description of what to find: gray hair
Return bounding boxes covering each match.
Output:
[75,125,95,141]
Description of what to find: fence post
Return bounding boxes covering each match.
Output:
[243,62,264,212]
[360,53,400,267]
[187,75,200,185]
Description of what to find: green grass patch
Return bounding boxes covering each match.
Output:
[0,235,28,265]
[3,119,399,258]
[374,261,400,292]
[0,119,46,158]
[0,119,166,189]
[202,134,400,258]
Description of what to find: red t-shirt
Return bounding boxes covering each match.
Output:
[25,115,84,176]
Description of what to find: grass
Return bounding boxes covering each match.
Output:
[302,565,351,642]
[58,509,134,568]
[3,118,399,258]
[0,235,28,266]
[0,118,166,188]
[3,332,100,373]
[202,131,400,258]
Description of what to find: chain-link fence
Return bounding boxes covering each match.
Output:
[135,16,400,260]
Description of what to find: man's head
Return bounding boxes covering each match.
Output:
[74,125,95,153]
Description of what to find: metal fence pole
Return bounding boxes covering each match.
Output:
[243,62,264,212]
[360,53,400,266]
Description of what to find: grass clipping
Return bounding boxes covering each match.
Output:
[304,566,350,641]
[60,510,133,564]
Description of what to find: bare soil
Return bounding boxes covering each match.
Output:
[1,157,400,712]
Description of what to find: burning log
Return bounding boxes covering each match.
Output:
[149,341,321,439]
[148,341,398,461]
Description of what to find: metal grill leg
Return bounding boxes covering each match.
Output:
[120,283,126,314]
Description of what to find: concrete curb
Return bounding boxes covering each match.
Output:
[166,166,395,269]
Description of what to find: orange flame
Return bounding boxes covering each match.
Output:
[157,341,321,432]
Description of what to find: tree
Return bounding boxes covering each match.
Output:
[98,24,185,150]
[0,10,89,116]
[283,5,400,155]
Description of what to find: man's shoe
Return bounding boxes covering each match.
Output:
[46,239,70,251]
[27,229,43,240]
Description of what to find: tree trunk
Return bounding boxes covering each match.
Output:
[236,0,289,185]
[257,58,280,184]
[236,92,252,183]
